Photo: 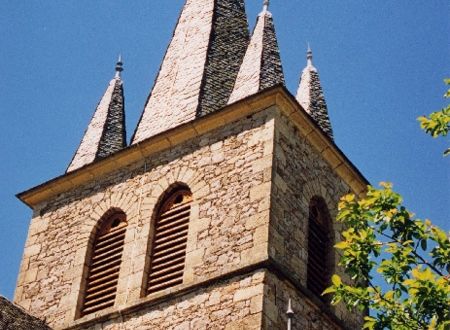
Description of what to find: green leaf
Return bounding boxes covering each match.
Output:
[322,287,336,295]
[335,241,349,249]
[363,316,377,330]
[331,274,342,286]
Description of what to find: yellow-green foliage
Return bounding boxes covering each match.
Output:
[418,79,450,156]
[324,183,450,330]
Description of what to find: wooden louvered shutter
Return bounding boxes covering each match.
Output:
[147,189,192,295]
[307,199,330,299]
[81,212,127,316]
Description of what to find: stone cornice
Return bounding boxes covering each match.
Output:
[17,86,369,209]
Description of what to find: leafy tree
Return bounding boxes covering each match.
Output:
[324,183,450,330]
[418,79,450,156]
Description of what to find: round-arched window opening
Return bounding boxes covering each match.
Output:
[160,188,193,214]
[307,196,333,301]
[145,186,192,295]
[78,209,127,318]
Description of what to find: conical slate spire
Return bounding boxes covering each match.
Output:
[132,0,249,143]
[296,47,334,139]
[228,0,285,104]
[67,57,127,172]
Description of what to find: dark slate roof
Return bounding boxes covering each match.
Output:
[0,296,51,330]
[132,0,249,143]
[67,59,126,172]
[296,47,334,139]
[228,5,285,103]
[95,78,127,160]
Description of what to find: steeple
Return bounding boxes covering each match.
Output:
[228,0,285,104]
[132,0,249,144]
[296,46,334,139]
[67,57,127,172]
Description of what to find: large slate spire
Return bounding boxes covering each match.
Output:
[228,0,285,104]
[67,57,127,172]
[132,0,249,143]
[296,46,334,139]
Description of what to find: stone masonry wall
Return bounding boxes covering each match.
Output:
[15,107,276,329]
[84,270,265,330]
[262,271,341,330]
[268,111,364,329]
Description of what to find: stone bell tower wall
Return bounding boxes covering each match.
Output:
[15,107,277,329]
[266,111,364,329]
[15,89,368,329]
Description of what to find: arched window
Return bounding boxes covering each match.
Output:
[80,210,127,317]
[146,187,192,295]
[307,196,333,299]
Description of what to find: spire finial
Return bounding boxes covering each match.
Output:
[260,0,271,16]
[115,54,123,78]
[307,43,313,67]
[286,298,294,330]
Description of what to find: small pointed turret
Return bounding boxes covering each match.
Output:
[67,57,127,172]
[228,0,285,104]
[132,0,250,144]
[296,46,334,139]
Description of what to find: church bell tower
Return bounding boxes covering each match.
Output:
[15,1,367,329]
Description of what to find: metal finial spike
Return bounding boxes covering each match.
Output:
[286,298,294,330]
[260,0,272,16]
[115,54,123,78]
[286,298,294,316]
[306,44,313,67]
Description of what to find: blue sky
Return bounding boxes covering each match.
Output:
[0,1,448,300]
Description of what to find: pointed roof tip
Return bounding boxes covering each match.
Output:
[296,44,334,139]
[67,55,127,172]
[115,54,124,79]
[260,0,272,16]
[228,0,284,104]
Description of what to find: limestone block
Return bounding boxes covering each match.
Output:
[249,182,271,202]
[24,268,38,283]
[250,294,263,314]
[24,243,41,258]
[244,212,267,230]
[253,225,269,245]
[251,154,273,173]
[233,284,264,302]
